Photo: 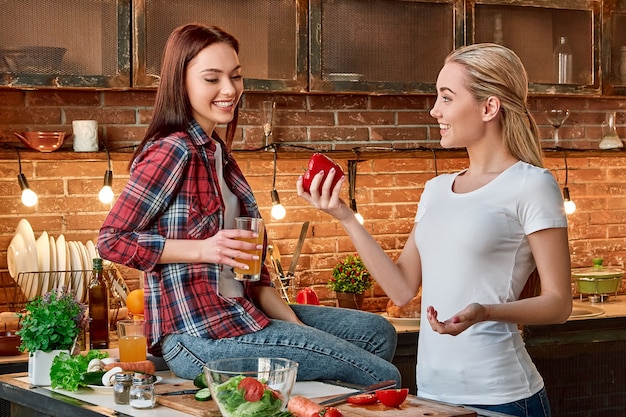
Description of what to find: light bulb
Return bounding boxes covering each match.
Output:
[99,186,114,204]
[564,200,576,215]
[21,188,38,207]
[354,212,364,224]
[270,190,286,220]
[562,187,576,215]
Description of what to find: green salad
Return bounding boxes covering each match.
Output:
[213,375,292,417]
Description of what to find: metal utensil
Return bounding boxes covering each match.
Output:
[318,379,397,406]
[287,221,309,277]
[159,389,199,396]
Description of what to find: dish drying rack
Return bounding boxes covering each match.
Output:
[0,267,129,313]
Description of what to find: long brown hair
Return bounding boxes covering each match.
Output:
[131,24,240,166]
[445,43,543,168]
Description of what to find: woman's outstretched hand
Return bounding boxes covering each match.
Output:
[426,303,490,336]
[296,167,352,221]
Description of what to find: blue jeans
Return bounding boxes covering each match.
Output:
[467,387,552,417]
[161,304,401,386]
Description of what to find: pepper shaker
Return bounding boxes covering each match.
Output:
[113,371,133,405]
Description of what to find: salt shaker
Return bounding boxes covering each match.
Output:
[113,371,133,405]
[129,374,156,409]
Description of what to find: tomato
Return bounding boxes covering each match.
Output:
[346,393,378,405]
[237,377,265,402]
[318,407,344,417]
[296,288,320,305]
[375,388,409,407]
[302,153,345,194]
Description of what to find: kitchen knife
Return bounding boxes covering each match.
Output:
[287,221,309,277]
[158,389,199,396]
[318,379,397,406]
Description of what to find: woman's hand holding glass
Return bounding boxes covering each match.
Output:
[202,228,262,272]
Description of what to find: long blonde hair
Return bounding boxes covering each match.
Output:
[445,43,543,167]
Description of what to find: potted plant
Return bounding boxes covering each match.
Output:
[328,253,374,309]
[17,289,87,386]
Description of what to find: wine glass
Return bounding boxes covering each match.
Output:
[544,109,570,147]
[260,100,276,150]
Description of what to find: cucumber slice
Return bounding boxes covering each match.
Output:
[194,388,211,401]
[193,372,208,389]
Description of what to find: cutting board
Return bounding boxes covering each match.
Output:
[154,383,476,417]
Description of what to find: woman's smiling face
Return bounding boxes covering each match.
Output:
[430,62,488,149]
[185,42,243,134]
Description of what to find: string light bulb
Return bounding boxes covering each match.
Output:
[99,148,114,204]
[563,152,576,215]
[16,147,38,207]
[270,146,286,220]
[348,159,364,225]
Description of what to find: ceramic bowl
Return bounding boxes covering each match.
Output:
[15,132,68,152]
[204,357,298,417]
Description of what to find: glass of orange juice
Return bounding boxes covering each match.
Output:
[117,319,147,362]
[233,217,264,281]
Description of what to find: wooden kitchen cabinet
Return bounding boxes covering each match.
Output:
[467,0,602,95]
[0,0,131,88]
[132,0,308,92]
[309,0,464,94]
[602,0,626,95]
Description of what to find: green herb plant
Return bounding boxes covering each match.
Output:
[17,289,88,354]
[327,253,374,294]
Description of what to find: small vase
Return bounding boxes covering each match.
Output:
[28,349,69,386]
[335,292,365,309]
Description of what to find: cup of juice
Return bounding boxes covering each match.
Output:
[233,217,264,282]
[117,319,147,362]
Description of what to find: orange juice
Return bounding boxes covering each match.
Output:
[233,233,264,278]
[119,335,147,362]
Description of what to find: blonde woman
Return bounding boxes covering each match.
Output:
[298,44,572,417]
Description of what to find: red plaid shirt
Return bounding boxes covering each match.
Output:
[98,123,271,356]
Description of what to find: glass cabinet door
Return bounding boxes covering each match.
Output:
[132,0,308,91]
[309,0,463,94]
[603,0,626,95]
[0,0,131,88]
[468,0,601,95]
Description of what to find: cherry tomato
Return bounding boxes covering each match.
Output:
[318,407,344,417]
[296,288,320,305]
[346,393,378,405]
[302,153,345,194]
[375,388,409,407]
[237,377,265,402]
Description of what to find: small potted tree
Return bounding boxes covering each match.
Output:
[328,253,374,309]
[17,289,87,386]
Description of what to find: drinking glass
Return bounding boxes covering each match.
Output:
[233,217,264,281]
[544,109,570,147]
[117,320,147,362]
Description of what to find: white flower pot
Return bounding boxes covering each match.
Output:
[28,349,69,386]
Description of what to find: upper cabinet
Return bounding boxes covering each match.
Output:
[0,0,623,95]
[468,0,601,95]
[308,0,463,94]
[0,0,131,88]
[132,0,308,91]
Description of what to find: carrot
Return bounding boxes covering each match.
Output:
[287,395,322,417]
[104,360,155,375]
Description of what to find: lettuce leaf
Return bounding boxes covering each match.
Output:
[50,350,109,391]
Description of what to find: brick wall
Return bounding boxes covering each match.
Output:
[1,89,626,311]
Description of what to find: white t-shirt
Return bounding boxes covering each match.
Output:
[414,161,567,405]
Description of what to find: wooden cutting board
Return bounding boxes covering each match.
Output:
[154,383,476,417]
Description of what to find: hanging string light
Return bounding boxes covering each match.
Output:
[562,152,576,215]
[270,146,286,220]
[98,148,114,204]
[16,147,38,207]
[348,159,364,224]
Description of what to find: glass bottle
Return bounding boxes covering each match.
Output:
[554,36,573,84]
[113,371,133,404]
[88,257,109,349]
[599,111,623,150]
[129,374,155,409]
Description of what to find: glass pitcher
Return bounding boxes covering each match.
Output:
[599,112,623,150]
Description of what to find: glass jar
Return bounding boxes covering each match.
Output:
[113,371,133,405]
[129,374,155,409]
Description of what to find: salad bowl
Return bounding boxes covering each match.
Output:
[203,357,298,417]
